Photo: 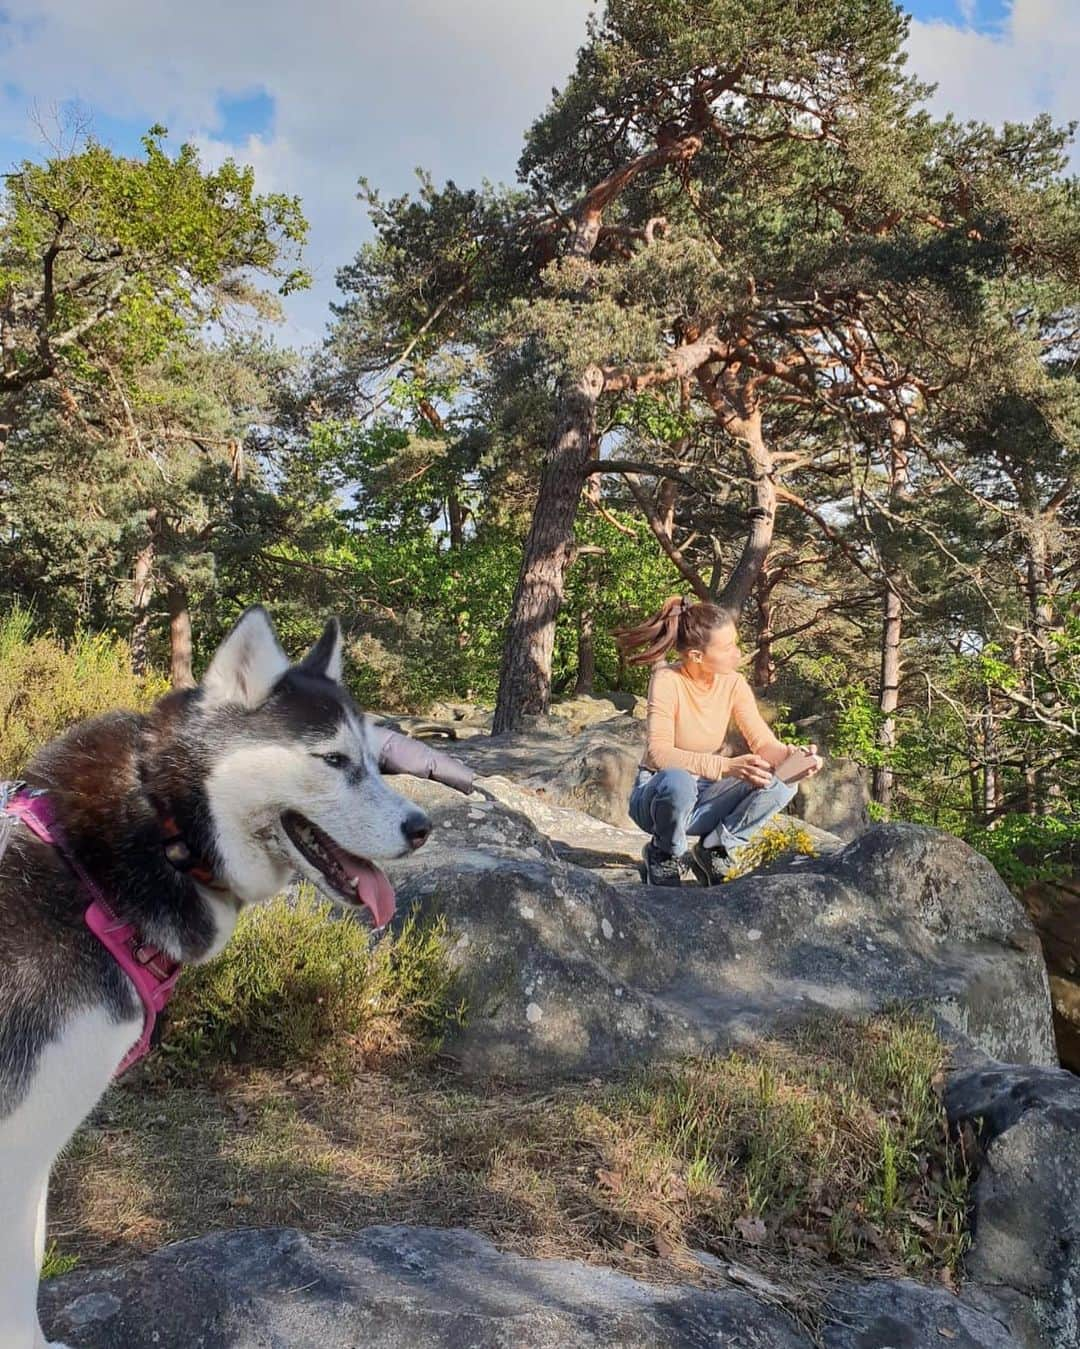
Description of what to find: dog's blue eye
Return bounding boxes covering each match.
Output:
[318,752,350,770]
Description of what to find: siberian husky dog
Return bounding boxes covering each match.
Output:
[0,607,431,1349]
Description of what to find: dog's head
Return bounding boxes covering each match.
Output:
[192,606,430,926]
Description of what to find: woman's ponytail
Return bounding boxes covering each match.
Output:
[613,596,690,667]
[614,596,736,667]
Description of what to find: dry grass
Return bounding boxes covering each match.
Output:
[47,1011,970,1330]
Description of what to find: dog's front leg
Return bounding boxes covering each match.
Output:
[32,1175,71,1349]
[0,1168,67,1349]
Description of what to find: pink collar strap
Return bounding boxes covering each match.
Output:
[3,786,183,1076]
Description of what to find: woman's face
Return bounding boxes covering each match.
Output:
[685,622,742,676]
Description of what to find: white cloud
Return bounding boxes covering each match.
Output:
[906,0,1080,139]
[0,0,593,344]
[0,1,1074,346]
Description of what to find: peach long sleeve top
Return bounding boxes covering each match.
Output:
[641,664,786,780]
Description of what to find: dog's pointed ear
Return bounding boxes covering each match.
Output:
[297,618,344,683]
[201,607,289,708]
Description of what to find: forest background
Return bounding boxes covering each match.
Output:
[1,0,1077,886]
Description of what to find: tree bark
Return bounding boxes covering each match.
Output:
[697,370,777,615]
[872,579,902,811]
[981,698,997,823]
[130,510,158,678]
[448,488,465,550]
[168,581,195,689]
[492,367,604,733]
[574,598,596,695]
[752,571,777,687]
[574,476,600,695]
[872,418,909,811]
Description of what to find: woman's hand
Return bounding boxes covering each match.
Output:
[726,753,774,789]
[784,742,824,778]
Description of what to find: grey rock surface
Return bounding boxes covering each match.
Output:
[41,1224,813,1348]
[41,1224,1027,1349]
[386,783,1055,1079]
[822,1278,1018,1348]
[946,1063,1080,1348]
[786,757,871,843]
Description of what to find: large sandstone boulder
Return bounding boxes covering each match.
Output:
[947,1061,1080,1348]
[445,718,645,829]
[39,1223,1021,1349]
[421,708,863,839]
[546,691,646,732]
[786,757,871,842]
[387,782,1055,1080]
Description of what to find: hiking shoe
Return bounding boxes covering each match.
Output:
[687,840,735,887]
[641,841,684,887]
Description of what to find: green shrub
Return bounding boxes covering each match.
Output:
[724,819,817,880]
[0,607,167,775]
[161,889,465,1078]
[966,812,1080,892]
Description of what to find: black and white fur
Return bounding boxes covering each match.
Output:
[0,607,430,1349]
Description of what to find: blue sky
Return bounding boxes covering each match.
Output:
[905,0,1010,22]
[0,1,1073,345]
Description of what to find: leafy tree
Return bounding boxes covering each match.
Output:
[331,0,1080,735]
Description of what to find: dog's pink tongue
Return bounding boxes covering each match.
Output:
[346,858,395,929]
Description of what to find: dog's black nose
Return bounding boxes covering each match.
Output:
[403,811,431,851]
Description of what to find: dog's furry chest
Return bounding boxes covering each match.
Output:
[2,1002,139,1155]
[0,849,141,1121]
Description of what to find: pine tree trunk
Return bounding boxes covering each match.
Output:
[967,735,982,822]
[872,580,902,811]
[1023,529,1053,814]
[130,510,157,678]
[872,419,909,811]
[981,699,997,822]
[694,372,777,615]
[448,489,465,550]
[492,368,603,734]
[574,587,597,695]
[168,582,195,689]
[752,572,776,687]
[715,404,776,615]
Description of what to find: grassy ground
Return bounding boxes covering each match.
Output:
[47,1010,970,1330]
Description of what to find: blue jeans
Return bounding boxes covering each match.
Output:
[628,767,797,858]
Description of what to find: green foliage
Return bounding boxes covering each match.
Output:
[967,814,1080,892]
[162,891,465,1079]
[0,128,308,371]
[0,609,166,776]
[789,655,886,765]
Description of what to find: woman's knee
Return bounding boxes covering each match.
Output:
[651,767,698,802]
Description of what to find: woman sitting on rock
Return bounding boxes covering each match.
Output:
[615,596,821,887]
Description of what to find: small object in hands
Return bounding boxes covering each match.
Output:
[775,748,822,784]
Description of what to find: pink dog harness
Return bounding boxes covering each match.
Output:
[1,785,183,1076]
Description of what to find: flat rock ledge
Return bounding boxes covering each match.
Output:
[41,1222,1020,1349]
